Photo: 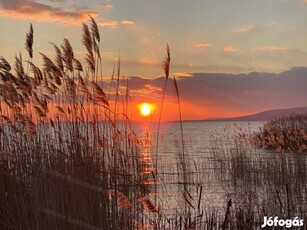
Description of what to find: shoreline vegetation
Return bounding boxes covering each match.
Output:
[251,114,307,153]
[0,19,306,229]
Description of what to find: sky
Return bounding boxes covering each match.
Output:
[123,67,307,121]
[1,0,307,120]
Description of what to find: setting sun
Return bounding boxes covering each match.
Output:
[139,103,153,117]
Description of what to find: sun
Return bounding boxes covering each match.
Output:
[139,103,153,117]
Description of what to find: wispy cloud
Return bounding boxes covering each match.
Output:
[233,24,255,33]
[0,0,96,25]
[195,43,210,48]
[121,20,134,25]
[173,72,193,78]
[98,20,118,28]
[224,46,237,52]
[98,19,135,29]
[252,46,287,52]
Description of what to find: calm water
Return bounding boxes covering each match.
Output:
[32,120,306,216]
[133,121,264,212]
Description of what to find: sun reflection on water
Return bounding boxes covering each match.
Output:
[139,125,156,187]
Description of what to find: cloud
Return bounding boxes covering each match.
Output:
[137,56,159,66]
[97,19,135,29]
[224,46,237,52]
[121,20,134,25]
[130,83,162,96]
[173,72,193,78]
[233,24,255,33]
[0,0,96,25]
[112,67,307,119]
[195,43,210,48]
[252,46,287,52]
[98,20,118,28]
[97,67,307,120]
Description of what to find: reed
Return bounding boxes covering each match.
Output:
[251,114,307,153]
[210,136,306,228]
[0,18,157,230]
[154,44,171,207]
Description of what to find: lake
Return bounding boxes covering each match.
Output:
[1,119,306,229]
[133,121,307,218]
[133,121,261,210]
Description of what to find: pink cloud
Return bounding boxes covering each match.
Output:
[196,43,210,48]
[0,0,96,25]
[97,19,135,29]
[121,20,134,25]
[98,20,118,28]
[173,72,193,78]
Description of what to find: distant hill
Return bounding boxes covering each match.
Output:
[218,107,307,121]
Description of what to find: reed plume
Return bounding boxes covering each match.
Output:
[25,23,34,59]
[73,58,83,72]
[61,38,74,72]
[90,16,100,43]
[27,61,43,85]
[91,82,109,107]
[15,52,25,80]
[0,56,11,71]
[162,44,170,79]
[90,16,101,61]
[51,43,64,72]
[82,23,95,74]
[82,23,93,52]
[40,53,57,72]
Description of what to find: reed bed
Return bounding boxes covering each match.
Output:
[0,18,157,230]
[210,137,306,229]
[251,114,307,153]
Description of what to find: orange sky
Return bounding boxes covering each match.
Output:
[129,100,255,122]
[1,1,307,121]
[109,70,307,122]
